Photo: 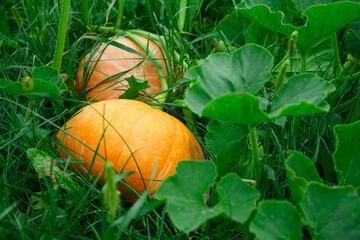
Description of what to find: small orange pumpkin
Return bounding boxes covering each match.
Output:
[76,35,167,101]
[56,99,203,202]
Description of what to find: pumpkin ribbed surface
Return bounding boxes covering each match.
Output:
[76,35,166,100]
[56,99,203,200]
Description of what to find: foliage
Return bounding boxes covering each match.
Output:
[1,0,360,239]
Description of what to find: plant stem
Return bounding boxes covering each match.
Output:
[331,32,340,76]
[116,0,126,27]
[126,34,168,92]
[248,125,261,189]
[52,0,71,72]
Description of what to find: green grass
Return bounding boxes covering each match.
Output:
[1,0,359,239]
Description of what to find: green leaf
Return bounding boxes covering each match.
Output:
[205,120,249,177]
[334,120,360,192]
[249,200,303,240]
[27,148,80,198]
[269,74,335,119]
[30,192,47,210]
[213,173,260,223]
[245,23,279,48]
[240,0,298,24]
[184,44,273,125]
[0,66,67,99]
[301,182,360,239]
[118,75,150,99]
[238,1,360,54]
[202,93,270,126]
[32,66,67,93]
[155,161,260,233]
[285,151,322,206]
[155,161,218,233]
[346,19,360,60]
[0,79,10,87]
[0,79,61,99]
[293,0,333,12]
[216,11,247,46]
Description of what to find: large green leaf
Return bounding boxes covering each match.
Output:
[155,161,260,233]
[245,23,279,48]
[334,120,360,192]
[293,0,333,12]
[240,0,298,24]
[184,44,273,116]
[285,151,322,206]
[155,161,218,233]
[0,66,67,99]
[301,182,360,239]
[216,12,247,46]
[205,120,250,177]
[32,66,67,92]
[185,45,334,125]
[238,1,360,54]
[202,93,270,126]
[269,74,336,119]
[249,200,303,240]
[213,173,260,223]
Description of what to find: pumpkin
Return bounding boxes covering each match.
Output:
[76,35,167,101]
[56,99,203,202]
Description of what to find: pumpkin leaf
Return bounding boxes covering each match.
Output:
[301,182,360,239]
[32,66,67,93]
[269,74,336,119]
[205,120,250,177]
[244,23,279,48]
[285,151,322,206]
[213,173,260,223]
[334,120,360,193]
[118,75,151,99]
[293,0,333,12]
[216,11,247,47]
[155,161,218,233]
[202,93,270,126]
[155,161,260,233]
[0,78,10,87]
[26,148,80,198]
[238,1,360,55]
[0,66,67,99]
[240,0,297,24]
[184,44,273,125]
[249,200,303,240]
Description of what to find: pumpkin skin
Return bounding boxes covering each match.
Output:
[76,35,167,101]
[56,99,203,201]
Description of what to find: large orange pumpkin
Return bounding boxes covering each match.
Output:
[76,35,167,101]
[56,99,203,201]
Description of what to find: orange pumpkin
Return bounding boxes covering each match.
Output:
[56,99,203,202]
[76,35,167,101]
